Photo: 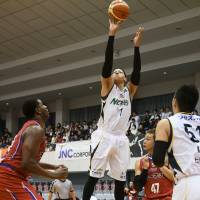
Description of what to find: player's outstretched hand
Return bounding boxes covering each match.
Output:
[132,27,144,47]
[108,17,122,36]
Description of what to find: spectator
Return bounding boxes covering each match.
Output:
[0,128,12,147]
[56,134,63,143]
[143,111,150,130]
[63,133,69,143]
[149,109,160,129]
[128,118,137,136]
[51,135,56,144]
[82,121,88,131]
[56,122,62,129]
[165,106,172,118]
[92,120,97,131]
[65,126,71,138]
[132,112,140,130]
[3,128,12,137]
[138,123,145,135]
[149,109,160,121]
[160,107,166,119]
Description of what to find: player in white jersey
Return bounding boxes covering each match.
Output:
[152,85,199,200]
[82,17,144,200]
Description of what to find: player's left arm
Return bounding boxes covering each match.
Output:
[134,157,149,191]
[39,163,67,170]
[39,163,58,170]
[127,27,144,98]
[159,166,174,182]
[152,119,171,167]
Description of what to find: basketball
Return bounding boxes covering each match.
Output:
[108,0,130,21]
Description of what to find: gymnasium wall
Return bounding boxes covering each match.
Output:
[48,75,194,111]
[1,74,199,133]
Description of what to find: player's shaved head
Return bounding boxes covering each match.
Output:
[174,85,199,113]
[22,99,40,119]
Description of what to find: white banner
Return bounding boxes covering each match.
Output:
[56,140,91,160]
[41,140,138,172]
[41,141,91,172]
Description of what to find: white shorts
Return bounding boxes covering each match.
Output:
[172,175,200,200]
[89,129,130,181]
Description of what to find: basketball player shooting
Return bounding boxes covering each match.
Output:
[0,99,68,200]
[82,18,144,200]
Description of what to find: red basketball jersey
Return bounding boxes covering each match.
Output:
[140,155,173,199]
[0,120,46,179]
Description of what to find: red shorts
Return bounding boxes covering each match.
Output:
[0,167,43,200]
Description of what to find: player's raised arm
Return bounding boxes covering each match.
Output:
[101,18,121,97]
[127,27,144,98]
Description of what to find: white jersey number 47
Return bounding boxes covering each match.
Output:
[151,183,159,194]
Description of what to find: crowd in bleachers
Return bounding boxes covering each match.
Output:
[45,120,98,151]
[1,107,199,151]
[45,107,173,151]
[127,107,172,136]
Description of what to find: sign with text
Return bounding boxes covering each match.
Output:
[56,141,91,160]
